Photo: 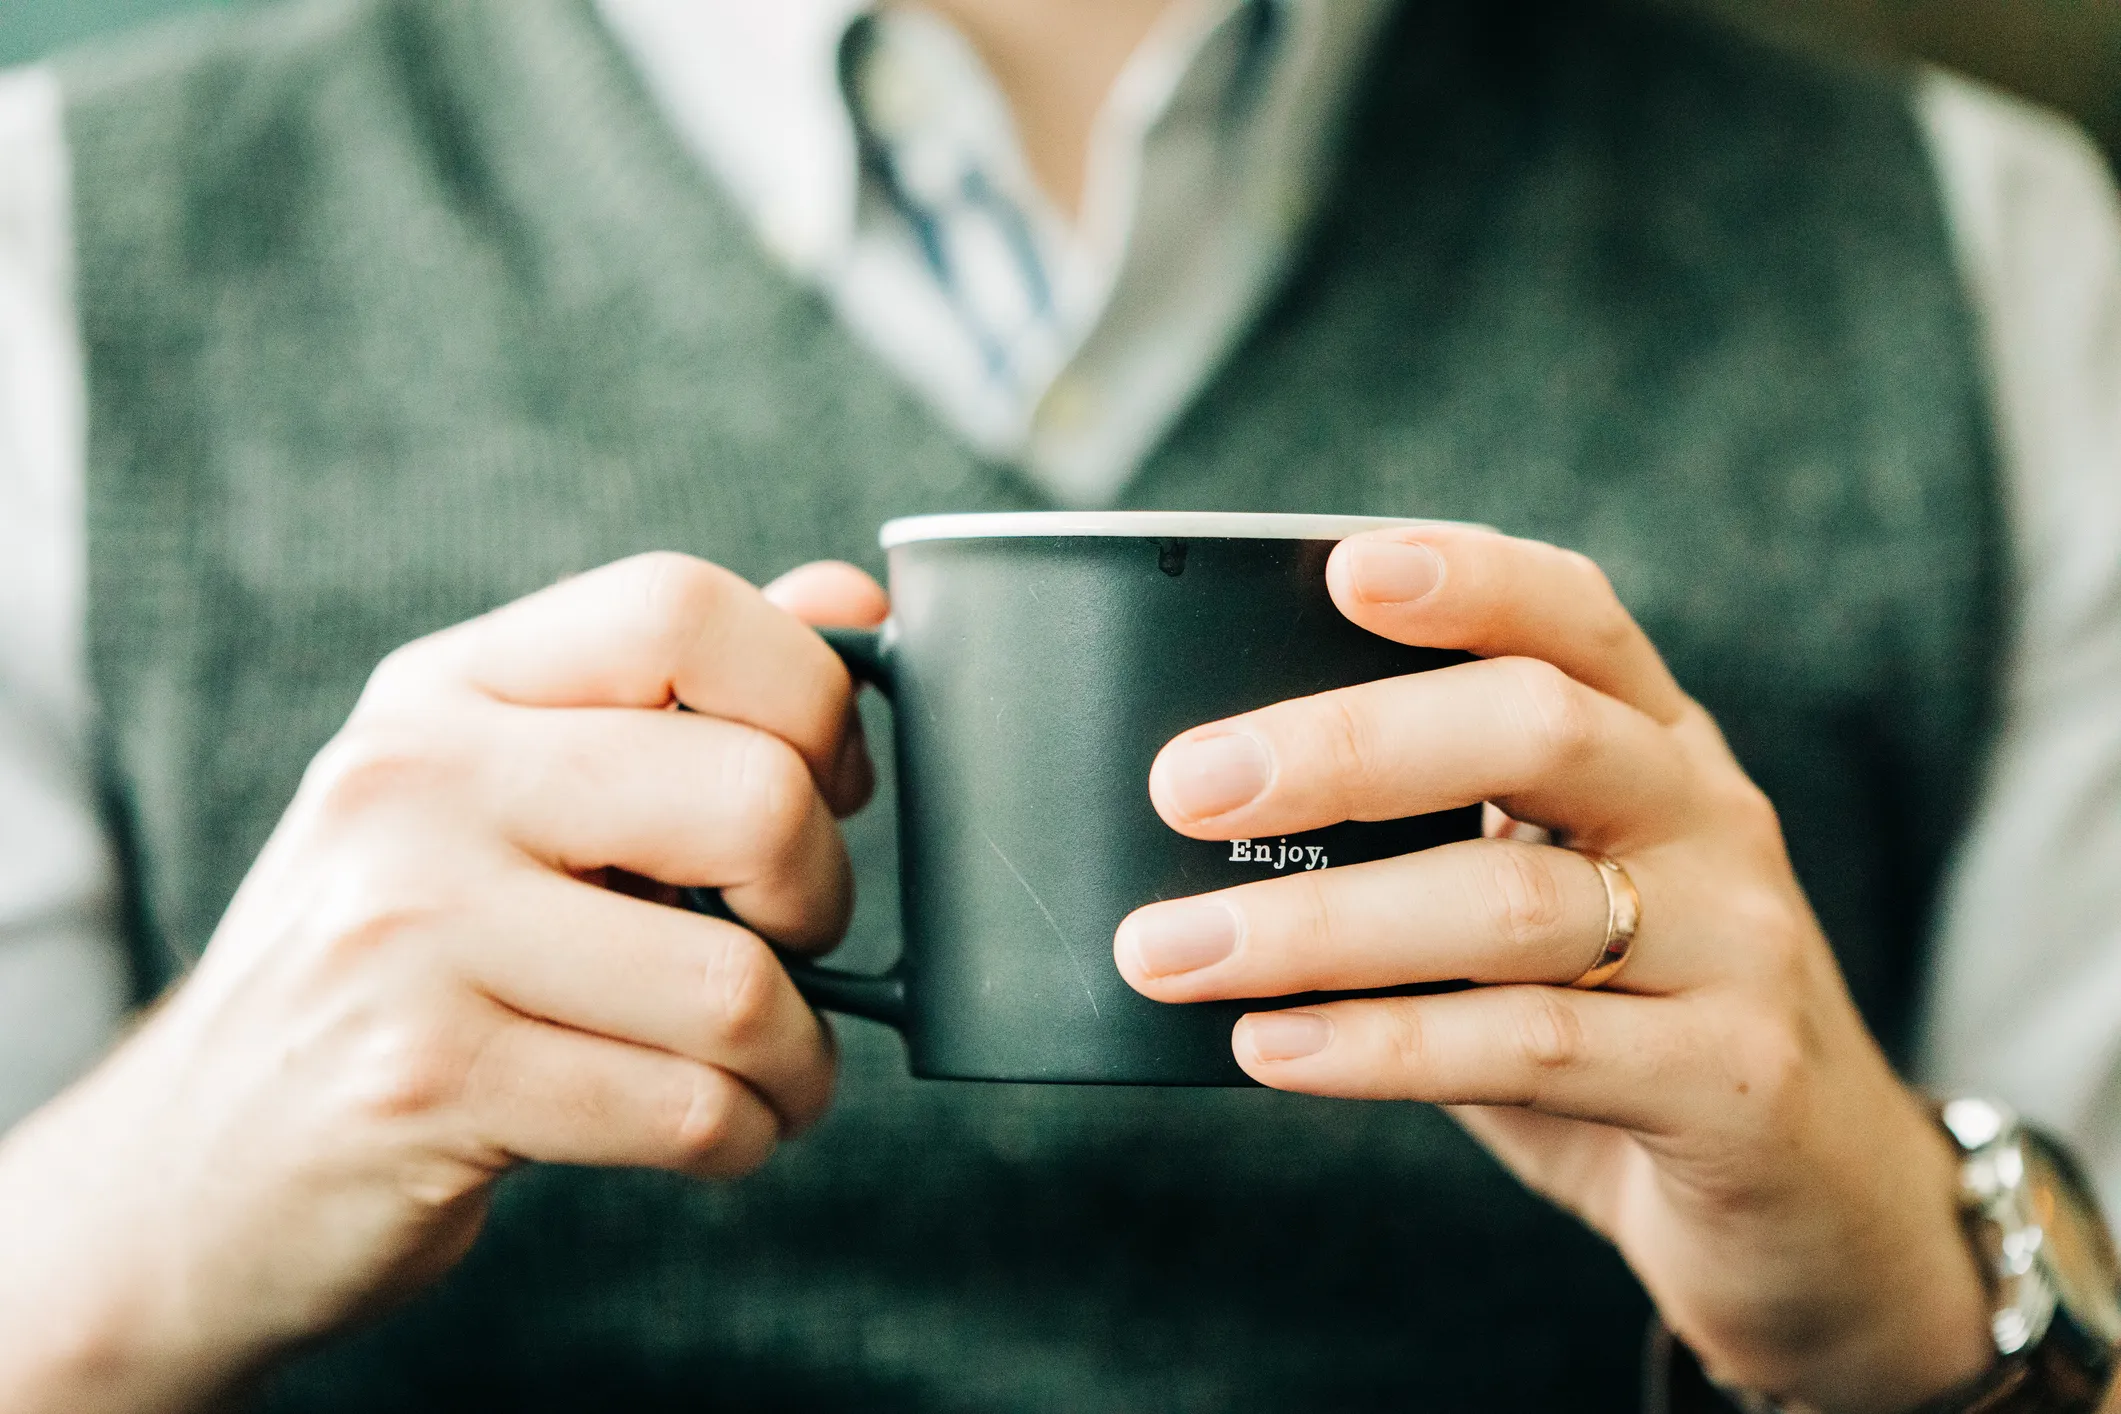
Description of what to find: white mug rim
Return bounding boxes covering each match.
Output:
[879,511,1474,549]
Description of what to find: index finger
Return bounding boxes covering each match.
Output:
[1326,525,1689,725]
[378,553,867,807]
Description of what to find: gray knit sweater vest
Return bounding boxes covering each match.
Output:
[61,0,2002,1408]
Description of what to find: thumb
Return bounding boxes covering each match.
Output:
[763,560,889,629]
[763,561,887,815]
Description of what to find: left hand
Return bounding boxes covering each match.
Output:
[1113,524,1992,1413]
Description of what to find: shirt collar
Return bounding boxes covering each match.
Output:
[596,0,873,275]
[595,0,1295,281]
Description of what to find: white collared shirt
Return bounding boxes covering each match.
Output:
[598,0,1389,506]
[3,8,2121,1220]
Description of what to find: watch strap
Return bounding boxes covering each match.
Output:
[1645,1320,2108,1414]
[1904,1347,2106,1414]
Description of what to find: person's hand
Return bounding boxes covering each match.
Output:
[1114,524,1993,1413]
[0,555,887,1414]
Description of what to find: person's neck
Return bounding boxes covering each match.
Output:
[897,0,1181,220]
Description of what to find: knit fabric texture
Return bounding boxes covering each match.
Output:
[61,0,2002,1408]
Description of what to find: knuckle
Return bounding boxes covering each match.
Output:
[1502,658,1597,774]
[702,931,783,1049]
[352,1019,476,1121]
[669,1070,740,1164]
[1726,879,1794,943]
[358,641,436,706]
[1482,845,1571,959]
[392,1155,490,1215]
[301,726,462,823]
[1317,692,1385,795]
[1560,551,1634,651]
[1290,871,1344,962]
[1719,776,1785,843]
[632,552,737,660]
[728,733,816,867]
[1720,884,1815,993]
[1556,547,1609,587]
[669,1071,775,1176]
[1381,1002,1431,1077]
[1511,988,1587,1081]
[312,896,448,973]
[1723,1002,1813,1131]
[1761,924,1822,1003]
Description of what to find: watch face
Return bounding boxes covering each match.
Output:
[2026,1133,2121,1348]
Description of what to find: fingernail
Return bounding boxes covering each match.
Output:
[1344,540,1443,605]
[1125,902,1241,977]
[1244,1011,1334,1062]
[1163,732,1272,820]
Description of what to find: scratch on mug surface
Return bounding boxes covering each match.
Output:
[978,827,1101,1017]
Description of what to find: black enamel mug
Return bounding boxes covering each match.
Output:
[700,512,1483,1085]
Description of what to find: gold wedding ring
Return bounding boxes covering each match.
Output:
[1569,854,1641,991]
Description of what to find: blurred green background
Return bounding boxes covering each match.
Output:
[1692,0,2121,161]
[1,0,239,69]
[2,0,2116,159]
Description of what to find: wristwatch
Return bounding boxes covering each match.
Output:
[1907,1098,2121,1413]
[1649,1099,2121,1414]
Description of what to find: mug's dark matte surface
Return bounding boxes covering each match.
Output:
[744,529,1481,1084]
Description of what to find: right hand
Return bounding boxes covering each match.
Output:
[0,553,887,1414]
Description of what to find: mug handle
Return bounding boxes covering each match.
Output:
[679,624,909,1030]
